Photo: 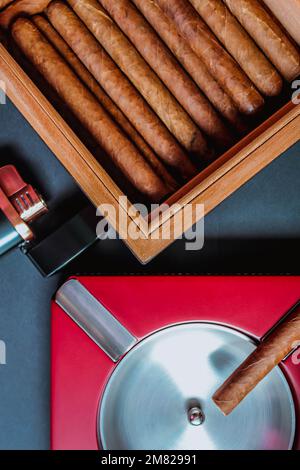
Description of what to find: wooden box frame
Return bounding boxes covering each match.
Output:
[0,34,299,263]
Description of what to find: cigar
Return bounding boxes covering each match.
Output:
[190,0,282,97]
[132,0,242,131]
[0,0,52,28]
[66,0,210,161]
[98,0,232,150]
[46,1,196,180]
[11,17,169,201]
[156,0,264,115]
[0,0,13,11]
[33,14,177,191]
[213,302,300,416]
[223,0,300,82]
[263,0,300,46]
[10,33,102,152]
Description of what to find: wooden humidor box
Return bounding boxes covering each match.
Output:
[0,1,299,263]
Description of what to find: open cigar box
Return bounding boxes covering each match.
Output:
[0,0,299,264]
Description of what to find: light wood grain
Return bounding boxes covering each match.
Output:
[129,112,300,262]
[150,101,299,232]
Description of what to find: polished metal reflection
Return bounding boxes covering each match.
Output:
[56,279,137,362]
[188,407,205,426]
[99,323,295,450]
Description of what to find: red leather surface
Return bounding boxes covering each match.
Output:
[51,276,300,450]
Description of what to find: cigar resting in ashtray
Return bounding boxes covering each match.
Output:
[32,14,178,192]
[132,0,242,132]
[223,0,300,82]
[66,0,211,161]
[11,17,169,202]
[155,0,265,115]
[189,0,283,97]
[98,0,232,150]
[213,302,300,416]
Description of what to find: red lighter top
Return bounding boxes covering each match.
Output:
[0,165,47,241]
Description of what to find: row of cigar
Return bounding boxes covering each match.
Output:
[3,0,300,202]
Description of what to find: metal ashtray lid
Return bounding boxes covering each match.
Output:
[98,323,296,450]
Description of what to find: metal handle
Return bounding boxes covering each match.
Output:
[55,279,137,362]
[213,301,300,415]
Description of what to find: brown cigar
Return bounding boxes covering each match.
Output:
[189,0,282,97]
[224,0,300,82]
[46,1,196,180]
[213,302,300,416]
[132,0,241,131]
[66,0,210,161]
[156,0,264,115]
[0,0,13,11]
[11,17,169,201]
[10,33,102,152]
[98,0,232,150]
[33,14,177,191]
[263,0,300,46]
[0,0,51,28]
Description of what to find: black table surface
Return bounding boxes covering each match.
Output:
[0,98,299,449]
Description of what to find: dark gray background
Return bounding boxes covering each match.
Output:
[0,98,299,449]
